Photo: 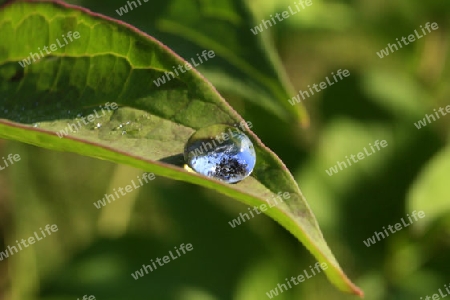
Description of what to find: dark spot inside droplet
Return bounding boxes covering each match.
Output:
[212,156,248,182]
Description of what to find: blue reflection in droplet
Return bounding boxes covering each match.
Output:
[184,124,256,184]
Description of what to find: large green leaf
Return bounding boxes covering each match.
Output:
[0,0,361,296]
[69,0,309,124]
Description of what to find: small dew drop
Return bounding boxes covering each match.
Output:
[111,121,140,137]
[184,124,256,184]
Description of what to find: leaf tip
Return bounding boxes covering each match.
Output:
[348,281,364,298]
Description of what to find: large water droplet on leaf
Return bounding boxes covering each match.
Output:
[184,124,256,184]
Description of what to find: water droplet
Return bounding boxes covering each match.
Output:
[184,124,256,184]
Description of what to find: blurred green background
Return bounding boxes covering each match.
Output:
[1,0,449,299]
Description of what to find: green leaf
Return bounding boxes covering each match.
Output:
[408,145,450,232]
[0,1,361,296]
[69,0,309,125]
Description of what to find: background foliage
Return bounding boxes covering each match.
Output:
[0,0,449,299]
